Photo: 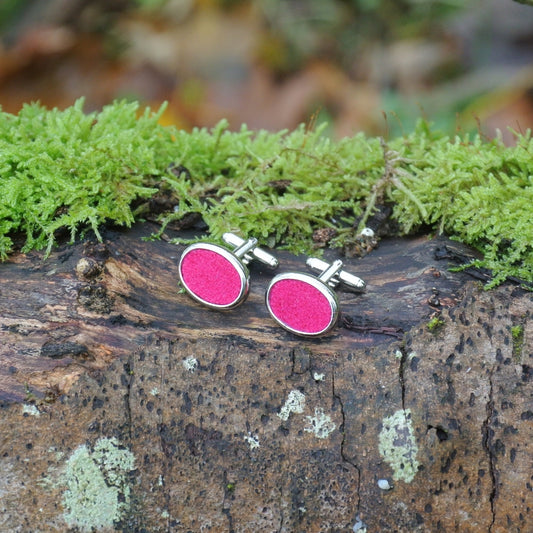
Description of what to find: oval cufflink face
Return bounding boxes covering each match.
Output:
[179,243,249,309]
[266,273,339,336]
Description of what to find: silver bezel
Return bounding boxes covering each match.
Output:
[178,242,249,309]
[266,272,339,337]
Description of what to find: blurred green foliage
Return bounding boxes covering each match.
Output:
[255,0,464,73]
[2,0,523,139]
[0,0,30,32]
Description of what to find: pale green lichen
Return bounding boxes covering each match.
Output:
[304,407,336,439]
[62,437,135,532]
[378,409,420,483]
[182,356,198,372]
[352,515,368,532]
[277,389,306,421]
[22,403,40,417]
[244,432,260,450]
[395,350,417,360]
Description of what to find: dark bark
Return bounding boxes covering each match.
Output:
[0,223,531,532]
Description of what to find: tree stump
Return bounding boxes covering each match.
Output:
[0,223,531,532]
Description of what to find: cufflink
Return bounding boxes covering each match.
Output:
[179,233,278,309]
[266,257,365,336]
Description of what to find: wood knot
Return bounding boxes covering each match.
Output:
[41,341,90,360]
[75,257,103,280]
[77,285,114,314]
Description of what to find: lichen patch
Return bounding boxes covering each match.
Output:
[304,408,336,439]
[22,403,40,417]
[378,409,420,483]
[182,356,198,372]
[277,390,306,421]
[61,437,136,532]
[244,432,260,450]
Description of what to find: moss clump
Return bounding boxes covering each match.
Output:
[511,324,524,360]
[0,99,532,287]
[427,316,445,332]
[0,98,171,257]
[511,324,524,341]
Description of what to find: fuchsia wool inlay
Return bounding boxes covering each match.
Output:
[268,278,334,334]
[180,248,242,306]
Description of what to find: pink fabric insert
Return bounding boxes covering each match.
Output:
[268,279,333,334]
[180,248,242,306]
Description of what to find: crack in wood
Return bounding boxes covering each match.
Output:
[222,470,236,533]
[397,344,408,412]
[341,315,404,339]
[123,354,134,443]
[332,370,362,515]
[289,347,310,377]
[482,368,497,532]
[158,342,173,533]
[277,450,287,533]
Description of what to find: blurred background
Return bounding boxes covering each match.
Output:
[1,0,533,142]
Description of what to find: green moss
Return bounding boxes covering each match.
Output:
[0,99,169,258]
[62,437,135,532]
[0,99,532,287]
[427,316,445,332]
[511,324,523,339]
[511,324,524,361]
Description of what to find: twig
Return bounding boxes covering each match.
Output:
[357,138,426,233]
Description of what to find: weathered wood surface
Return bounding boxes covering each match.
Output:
[0,223,531,532]
[0,224,469,402]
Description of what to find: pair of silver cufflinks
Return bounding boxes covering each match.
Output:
[178,232,365,337]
